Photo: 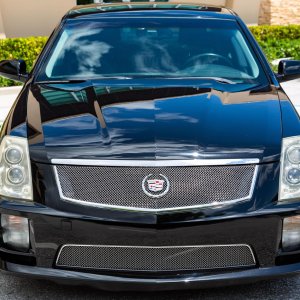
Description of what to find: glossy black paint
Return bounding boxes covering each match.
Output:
[0,59,28,82]
[1,3,300,290]
[0,200,300,291]
[25,81,282,163]
[279,60,300,82]
[2,261,300,292]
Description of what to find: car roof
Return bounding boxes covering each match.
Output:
[66,2,236,20]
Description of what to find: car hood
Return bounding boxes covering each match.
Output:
[25,81,282,163]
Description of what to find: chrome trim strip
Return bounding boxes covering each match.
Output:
[53,165,259,212]
[56,244,256,269]
[51,158,259,167]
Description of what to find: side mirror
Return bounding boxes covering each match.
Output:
[0,59,29,83]
[278,60,300,82]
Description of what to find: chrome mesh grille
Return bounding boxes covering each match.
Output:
[56,244,256,271]
[54,164,257,211]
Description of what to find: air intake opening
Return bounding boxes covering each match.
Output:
[56,244,256,272]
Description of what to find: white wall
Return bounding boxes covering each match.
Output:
[200,0,226,5]
[170,0,226,5]
[0,0,262,38]
[231,0,262,25]
[0,0,76,38]
[0,7,5,38]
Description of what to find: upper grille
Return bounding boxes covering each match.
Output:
[56,244,256,272]
[54,163,258,211]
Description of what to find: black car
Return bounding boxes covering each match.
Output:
[0,1,300,291]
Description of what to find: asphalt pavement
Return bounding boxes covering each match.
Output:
[0,80,299,299]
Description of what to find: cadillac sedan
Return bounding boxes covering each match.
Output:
[0,2,300,291]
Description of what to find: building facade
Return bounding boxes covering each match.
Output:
[259,0,300,25]
[0,0,76,38]
[0,0,299,39]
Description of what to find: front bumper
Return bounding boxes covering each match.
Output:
[2,261,300,291]
[1,200,300,291]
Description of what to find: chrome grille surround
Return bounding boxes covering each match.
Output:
[53,159,259,212]
[56,244,256,272]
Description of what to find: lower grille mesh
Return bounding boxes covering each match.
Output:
[54,164,257,211]
[56,244,256,272]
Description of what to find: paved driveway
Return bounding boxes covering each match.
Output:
[281,79,300,112]
[0,80,299,299]
[0,86,22,122]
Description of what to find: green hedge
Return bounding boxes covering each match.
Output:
[250,25,300,65]
[0,25,300,87]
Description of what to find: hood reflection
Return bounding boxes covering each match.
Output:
[27,83,281,163]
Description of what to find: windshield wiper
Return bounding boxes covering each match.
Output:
[125,75,236,84]
[168,77,236,84]
[202,77,236,84]
[35,79,89,84]
[35,76,235,84]
[35,76,133,84]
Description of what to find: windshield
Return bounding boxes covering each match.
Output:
[36,17,268,85]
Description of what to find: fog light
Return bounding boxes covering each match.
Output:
[1,214,29,252]
[282,216,300,251]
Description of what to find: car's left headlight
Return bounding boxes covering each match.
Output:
[279,136,300,202]
[0,136,33,201]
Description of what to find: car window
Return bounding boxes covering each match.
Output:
[37,17,268,85]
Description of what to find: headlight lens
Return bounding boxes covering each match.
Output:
[7,167,25,184]
[0,136,33,201]
[287,146,300,164]
[5,147,23,164]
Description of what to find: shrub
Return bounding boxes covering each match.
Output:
[0,25,300,87]
[249,25,300,64]
[0,37,47,87]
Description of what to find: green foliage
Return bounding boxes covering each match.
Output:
[249,25,300,67]
[0,36,47,87]
[0,25,300,87]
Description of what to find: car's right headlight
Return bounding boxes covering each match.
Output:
[279,136,300,202]
[0,136,33,201]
